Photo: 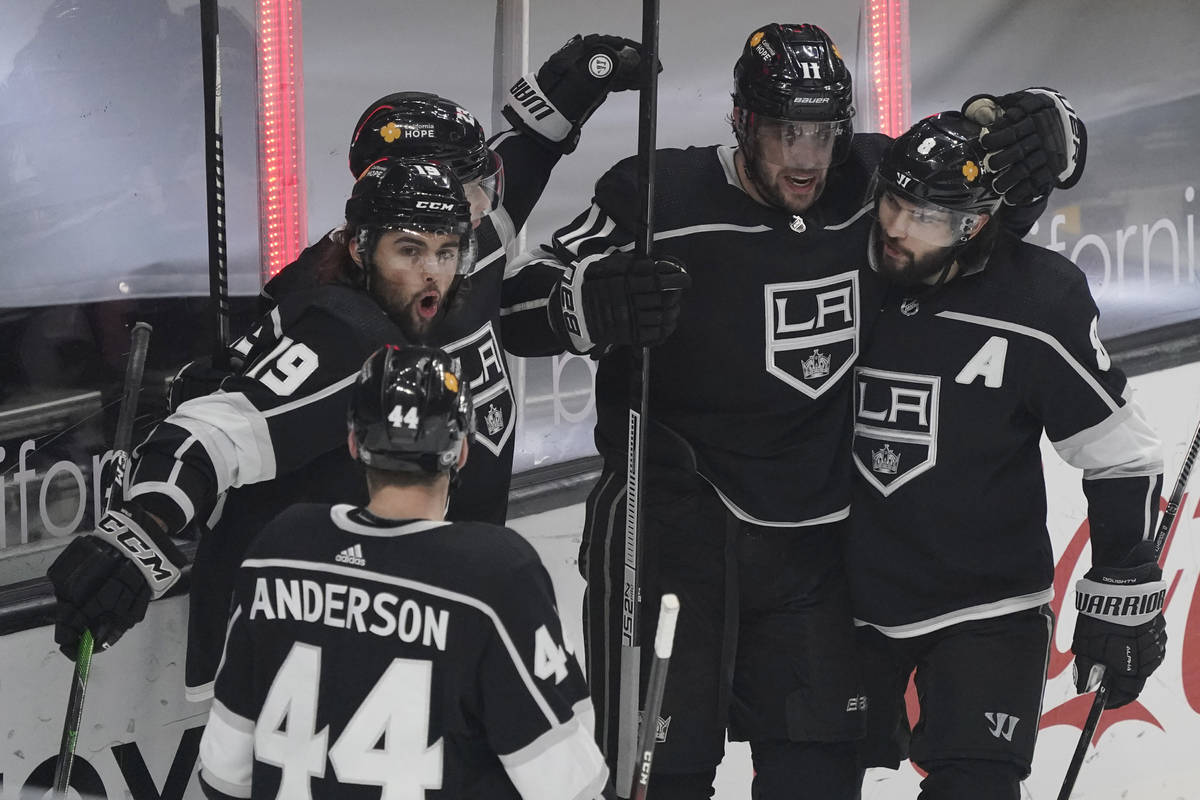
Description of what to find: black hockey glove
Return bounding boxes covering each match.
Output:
[553,252,690,354]
[1071,542,1167,708]
[502,33,651,154]
[166,355,237,413]
[47,504,186,658]
[962,87,1088,206]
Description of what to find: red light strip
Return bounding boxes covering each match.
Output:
[868,0,910,137]
[257,0,307,279]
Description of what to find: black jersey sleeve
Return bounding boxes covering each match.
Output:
[1026,258,1164,566]
[491,129,563,233]
[500,157,638,357]
[197,588,256,800]
[480,548,608,799]
[125,289,402,535]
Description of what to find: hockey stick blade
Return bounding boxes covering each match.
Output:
[53,322,151,798]
[1057,414,1200,799]
[632,594,679,800]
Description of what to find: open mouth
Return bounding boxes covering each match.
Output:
[883,241,909,263]
[782,173,817,193]
[417,291,441,319]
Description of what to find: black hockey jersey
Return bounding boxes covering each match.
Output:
[196,504,607,800]
[504,140,893,525]
[127,285,414,696]
[500,140,1049,526]
[257,129,565,526]
[845,234,1163,635]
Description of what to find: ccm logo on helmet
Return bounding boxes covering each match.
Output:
[415,201,455,211]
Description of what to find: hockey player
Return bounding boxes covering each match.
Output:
[499,22,1088,799]
[187,31,651,527]
[197,344,609,800]
[49,34,649,700]
[47,158,478,695]
[846,112,1166,799]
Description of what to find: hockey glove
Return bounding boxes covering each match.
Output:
[1070,542,1167,708]
[553,252,690,354]
[502,33,651,154]
[47,504,186,658]
[963,87,1088,206]
[166,355,236,413]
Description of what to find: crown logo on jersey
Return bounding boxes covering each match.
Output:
[790,215,807,234]
[485,403,505,435]
[801,349,831,380]
[871,444,901,475]
[335,544,366,567]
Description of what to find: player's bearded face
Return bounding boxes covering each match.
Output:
[740,115,844,213]
[748,153,828,214]
[872,223,955,286]
[369,229,460,341]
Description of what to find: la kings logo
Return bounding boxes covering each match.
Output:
[443,321,514,456]
[764,271,858,398]
[853,367,941,496]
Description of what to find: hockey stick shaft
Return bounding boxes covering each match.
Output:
[53,322,151,797]
[632,594,679,800]
[201,0,231,370]
[1057,414,1200,800]
[617,1,661,796]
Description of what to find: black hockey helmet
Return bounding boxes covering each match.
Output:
[734,23,853,121]
[869,112,1004,282]
[732,24,854,168]
[344,157,477,280]
[349,344,474,475]
[871,112,1002,244]
[349,92,503,220]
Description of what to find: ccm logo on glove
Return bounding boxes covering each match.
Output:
[95,510,177,589]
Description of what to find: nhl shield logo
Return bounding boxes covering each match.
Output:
[443,322,514,457]
[764,271,859,399]
[853,367,940,496]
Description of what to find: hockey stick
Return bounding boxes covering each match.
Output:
[632,594,680,800]
[53,322,152,798]
[616,0,661,796]
[200,0,231,370]
[1056,413,1200,800]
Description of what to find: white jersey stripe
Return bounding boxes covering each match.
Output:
[935,310,1121,413]
[240,557,562,726]
[198,699,256,798]
[705,476,850,527]
[856,587,1054,638]
[616,222,772,250]
[262,372,358,419]
[500,702,608,800]
[558,204,603,247]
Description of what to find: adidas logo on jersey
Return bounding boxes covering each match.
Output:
[335,544,366,567]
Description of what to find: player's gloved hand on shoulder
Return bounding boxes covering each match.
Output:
[962,87,1087,206]
[1070,541,1167,708]
[503,33,654,154]
[47,504,186,658]
[552,252,690,354]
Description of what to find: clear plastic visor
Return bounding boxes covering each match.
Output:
[464,151,504,223]
[874,186,988,247]
[750,115,852,170]
[367,225,476,276]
